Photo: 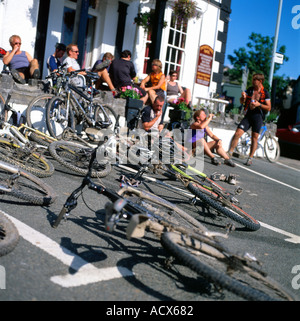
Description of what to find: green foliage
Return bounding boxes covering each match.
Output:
[169,97,192,121]
[134,11,167,31]
[227,32,288,88]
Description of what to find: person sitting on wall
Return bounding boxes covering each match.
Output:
[109,50,148,103]
[140,59,166,104]
[92,52,114,90]
[47,42,66,73]
[3,34,40,84]
[166,69,192,107]
[64,43,116,92]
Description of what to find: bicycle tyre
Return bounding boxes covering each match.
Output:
[0,93,5,120]
[0,160,56,205]
[26,94,54,134]
[187,181,260,231]
[49,140,111,177]
[264,134,280,162]
[0,211,19,257]
[161,231,294,301]
[94,102,118,131]
[46,96,75,139]
[235,132,251,157]
[0,137,55,178]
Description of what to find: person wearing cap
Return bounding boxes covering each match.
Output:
[47,43,66,73]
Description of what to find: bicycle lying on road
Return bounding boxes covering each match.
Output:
[52,140,294,301]
[0,210,19,257]
[0,159,56,205]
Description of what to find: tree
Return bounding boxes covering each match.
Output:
[225,32,290,109]
[226,33,288,86]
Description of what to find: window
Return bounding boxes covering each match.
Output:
[61,3,97,68]
[164,13,187,79]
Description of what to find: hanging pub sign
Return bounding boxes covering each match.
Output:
[196,45,213,87]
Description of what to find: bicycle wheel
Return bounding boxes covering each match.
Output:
[46,96,75,139]
[26,94,54,134]
[0,137,55,178]
[187,181,260,231]
[161,231,294,301]
[0,210,19,257]
[0,160,56,205]
[0,93,5,120]
[264,134,280,162]
[235,132,251,157]
[49,140,111,177]
[94,101,117,131]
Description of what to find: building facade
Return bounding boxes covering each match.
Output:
[0,0,231,105]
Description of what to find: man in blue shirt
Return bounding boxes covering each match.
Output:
[47,43,66,73]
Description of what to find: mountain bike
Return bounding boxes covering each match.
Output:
[235,122,280,162]
[52,140,294,301]
[46,70,117,139]
[0,210,19,257]
[116,131,260,231]
[0,102,55,178]
[0,159,56,205]
[48,128,112,178]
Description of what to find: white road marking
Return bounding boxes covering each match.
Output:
[276,161,300,172]
[235,163,300,192]
[2,212,133,288]
[118,164,300,244]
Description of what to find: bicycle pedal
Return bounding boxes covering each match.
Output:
[234,186,243,195]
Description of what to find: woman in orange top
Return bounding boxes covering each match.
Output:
[140,59,166,104]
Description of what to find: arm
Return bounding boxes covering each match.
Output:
[140,75,150,90]
[147,74,166,91]
[206,127,221,144]
[142,108,163,132]
[25,51,33,63]
[197,114,214,129]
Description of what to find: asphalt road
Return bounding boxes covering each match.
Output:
[0,151,299,304]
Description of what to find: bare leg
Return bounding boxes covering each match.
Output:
[97,69,115,91]
[249,132,259,158]
[29,59,40,78]
[228,128,245,153]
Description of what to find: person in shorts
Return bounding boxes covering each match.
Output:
[228,73,271,166]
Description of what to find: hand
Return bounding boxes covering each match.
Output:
[241,91,247,100]
[155,110,162,117]
[250,99,260,110]
[208,113,214,119]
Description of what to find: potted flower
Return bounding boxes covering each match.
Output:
[119,86,144,121]
[172,0,201,26]
[119,85,141,100]
[134,10,168,32]
[169,97,192,122]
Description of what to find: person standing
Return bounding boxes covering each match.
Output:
[3,35,40,84]
[228,73,271,166]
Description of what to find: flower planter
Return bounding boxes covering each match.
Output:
[168,109,187,122]
[125,98,144,129]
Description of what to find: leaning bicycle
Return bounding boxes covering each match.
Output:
[46,70,117,139]
[235,122,280,162]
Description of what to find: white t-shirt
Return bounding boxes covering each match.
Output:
[63,56,80,71]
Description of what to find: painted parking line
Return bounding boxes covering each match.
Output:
[118,164,300,244]
[3,212,133,288]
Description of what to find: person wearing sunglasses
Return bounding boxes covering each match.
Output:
[3,35,40,84]
[64,44,115,92]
